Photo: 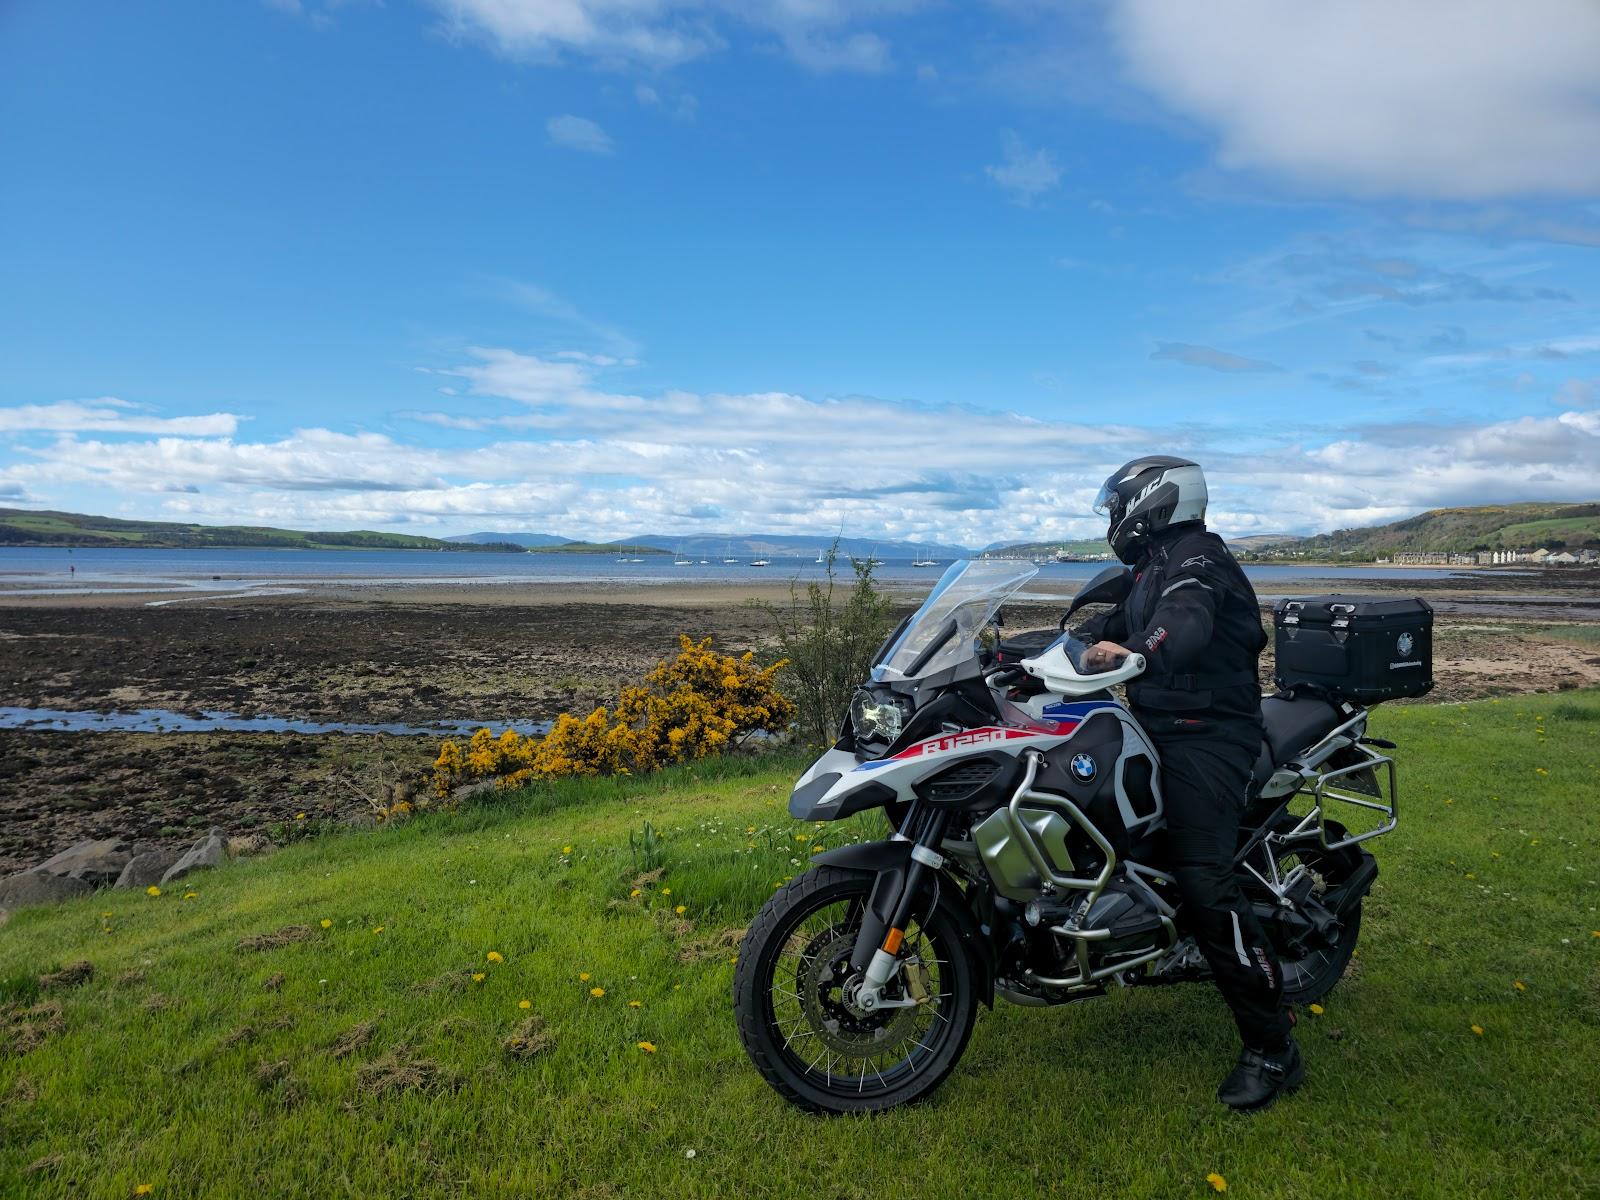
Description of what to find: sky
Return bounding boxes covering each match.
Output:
[2,0,1598,546]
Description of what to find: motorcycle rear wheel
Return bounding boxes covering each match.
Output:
[733,865,977,1114]
[1267,827,1365,1007]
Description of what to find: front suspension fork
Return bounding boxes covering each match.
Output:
[852,805,949,1014]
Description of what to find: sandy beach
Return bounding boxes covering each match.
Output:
[2,568,1598,873]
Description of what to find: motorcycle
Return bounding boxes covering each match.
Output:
[733,559,1400,1113]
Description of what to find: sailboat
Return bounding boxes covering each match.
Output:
[674,542,692,565]
[721,539,738,564]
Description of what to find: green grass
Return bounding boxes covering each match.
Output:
[1536,624,1600,650]
[1495,515,1600,549]
[4,697,1600,1198]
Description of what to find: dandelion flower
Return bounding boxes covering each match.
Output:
[146,886,161,897]
[1513,981,1526,992]
[637,1041,657,1053]
[629,889,642,898]
[1471,1024,1484,1036]
[675,905,686,915]
[661,888,671,896]
[183,892,198,900]
[135,1187,154,1197]
[102,910,113,918]
[472,972,485,983]
[519,999,531,1010]
[629,999,642,1009]
[562,845,573,855]
[812,845,824,853]
[1535,768,1548,776]
[295,812,306,820]
[320,918,333,929]
[1308,1003,1324,1016]
[1206,1173,1227,1193]
[486,951,504,963]
[590,987,606,998]
[372,925,385,934]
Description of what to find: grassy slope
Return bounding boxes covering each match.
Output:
[986,539,1110,558]
[0,509,519,552]
[4,695,1600,1199]
[1296,502,1600,557]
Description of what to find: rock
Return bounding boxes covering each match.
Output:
[34,838,135,887]
[0,869,94,910]
[161,828,228,884]
[115,849,184,890]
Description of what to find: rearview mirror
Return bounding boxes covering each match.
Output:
[1061,565,1133,626]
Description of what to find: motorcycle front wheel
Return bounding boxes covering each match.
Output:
[733,865,977,1114]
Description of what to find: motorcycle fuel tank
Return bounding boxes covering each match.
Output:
[972,707,1164,900]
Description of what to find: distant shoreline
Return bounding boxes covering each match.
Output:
[0,541,665,555]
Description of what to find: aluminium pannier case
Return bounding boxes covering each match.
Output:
[1273,595,1434,702]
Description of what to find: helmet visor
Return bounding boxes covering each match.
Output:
[1092,481,1119,517]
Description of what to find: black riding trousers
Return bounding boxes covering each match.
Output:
[1152,724,1292,1050]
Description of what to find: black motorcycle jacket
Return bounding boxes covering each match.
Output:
[1078,524,1267,733]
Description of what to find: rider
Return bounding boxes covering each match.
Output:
[1078,455,1302,1111]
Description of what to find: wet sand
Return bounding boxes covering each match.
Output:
[2,569,1597,873]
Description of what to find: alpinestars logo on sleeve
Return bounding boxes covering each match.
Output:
[1179,555,1213,569]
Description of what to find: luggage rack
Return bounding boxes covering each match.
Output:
[1292,729,1398,851]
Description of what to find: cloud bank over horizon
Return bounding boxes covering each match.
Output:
[4,345,1597,545]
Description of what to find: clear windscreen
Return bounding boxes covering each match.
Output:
[872,559,1039,683]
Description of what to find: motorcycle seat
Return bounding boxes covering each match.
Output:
[1261,693,1346,765]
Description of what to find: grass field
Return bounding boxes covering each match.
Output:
[4,693,1600,1198]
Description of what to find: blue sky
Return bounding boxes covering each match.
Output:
[2,0,1598,544]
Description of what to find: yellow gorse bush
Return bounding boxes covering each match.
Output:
[432,635,793,796]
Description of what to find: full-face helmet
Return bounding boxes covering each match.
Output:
[1093,456,1208,564]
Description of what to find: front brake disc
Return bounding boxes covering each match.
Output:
[794,928,919,1058]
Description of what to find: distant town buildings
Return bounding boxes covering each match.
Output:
[1381,548,1598,566]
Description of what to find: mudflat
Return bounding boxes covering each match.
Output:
[2,570,1597,873]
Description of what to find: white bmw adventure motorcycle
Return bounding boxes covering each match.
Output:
[733,559,1411,1113]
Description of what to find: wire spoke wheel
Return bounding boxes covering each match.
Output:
[734,866,977,1114]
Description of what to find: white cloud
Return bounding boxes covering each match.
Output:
[546,114,614,154]
[0,399,240,437]
[1109,0,1600,199]
[13,350,1598,546]
[430,0,919,73]
[985,132,1061,205]
[782,29,892,73]
[431,0,717,66]
[1150,343,1281,374]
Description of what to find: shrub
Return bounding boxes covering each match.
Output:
[757,543,897,746]
[432,636,793,795]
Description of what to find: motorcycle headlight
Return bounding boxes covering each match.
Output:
[850,688,908,745]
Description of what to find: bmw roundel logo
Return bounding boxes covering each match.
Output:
[1397,632,1415,656]
[1070,753,1097,783]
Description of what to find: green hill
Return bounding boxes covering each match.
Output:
[983,539,1112,559]
[0,509,523,552]
[1289,502,1600,560]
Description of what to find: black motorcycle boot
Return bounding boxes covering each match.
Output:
[1216,1036,1304,1111]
